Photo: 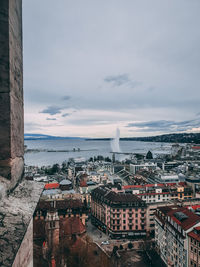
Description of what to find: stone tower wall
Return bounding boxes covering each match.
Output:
[0,0,24,190]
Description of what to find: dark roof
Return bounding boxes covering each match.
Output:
[37,199,83,210]
[92,187,144,204]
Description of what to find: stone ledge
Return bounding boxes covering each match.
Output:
[0,179,44,267]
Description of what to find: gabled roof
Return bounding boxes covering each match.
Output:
[92,187,144,204]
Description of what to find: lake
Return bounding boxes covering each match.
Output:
[24,139,172,167]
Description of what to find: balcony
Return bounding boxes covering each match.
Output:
[111,222,121,226]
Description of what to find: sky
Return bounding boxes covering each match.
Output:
[23,0,200,138]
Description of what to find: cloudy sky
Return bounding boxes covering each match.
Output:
[23,0,200,138]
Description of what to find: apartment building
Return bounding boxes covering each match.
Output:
[155,206,200,267]
[91,186,146,238]
[188,227,200,267]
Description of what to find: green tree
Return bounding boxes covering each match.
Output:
[51,163,60,174]
[128,242,133,249]
[146,150,153,159]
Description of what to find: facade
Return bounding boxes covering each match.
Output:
[155,206,200,267]
[124,182,193,204]
[91,187,147,238]
[188,227,200,267]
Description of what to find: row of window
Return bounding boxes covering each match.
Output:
[112,208,145,212]
[112,225,145,230]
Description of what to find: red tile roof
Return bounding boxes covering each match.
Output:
[60,217,86,236]
[80,180,87,187]
[45,183,59,190]
[124,182,186,190]
[158,206,200,231]
[192,146,200,150]
[191,205,200,210]
[188,227,200,242]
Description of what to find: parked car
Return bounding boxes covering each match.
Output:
[101,241,109,245]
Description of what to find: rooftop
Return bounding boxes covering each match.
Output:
[92,187,145,204]
[157,206,200,231]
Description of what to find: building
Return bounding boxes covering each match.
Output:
[124,182,193,204]
[155,206,200,267]
[33,199,87,266]
[91,186,147,238]
[130,163,157,175]
[188,227,200,267]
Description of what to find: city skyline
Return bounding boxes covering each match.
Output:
[24,0,200,137]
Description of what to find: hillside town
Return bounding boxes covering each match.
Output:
[27,143,200,266]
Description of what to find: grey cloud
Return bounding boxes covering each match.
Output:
[104,74,131,87]
[46,118,57,121]
[68,118,113,126]
[62,96,71,101]
[40,106,64,115]
[126,119,200,132]
[23,0,200,136]
[62,113,71,117]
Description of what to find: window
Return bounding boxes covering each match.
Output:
[123,220,126,224]
[123,226,126,230]
[135,225,138,230]
[123,214,125,218]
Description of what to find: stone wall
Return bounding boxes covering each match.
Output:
[0,0,24,190]
[0,181,44,267]
[12,219,33,267]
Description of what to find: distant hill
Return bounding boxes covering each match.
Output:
[87,133,200,144]
[24,134,84,141]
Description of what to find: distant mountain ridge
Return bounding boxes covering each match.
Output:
[24,132,200,143]
[87,133,200,144]
[24,134,84,140]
